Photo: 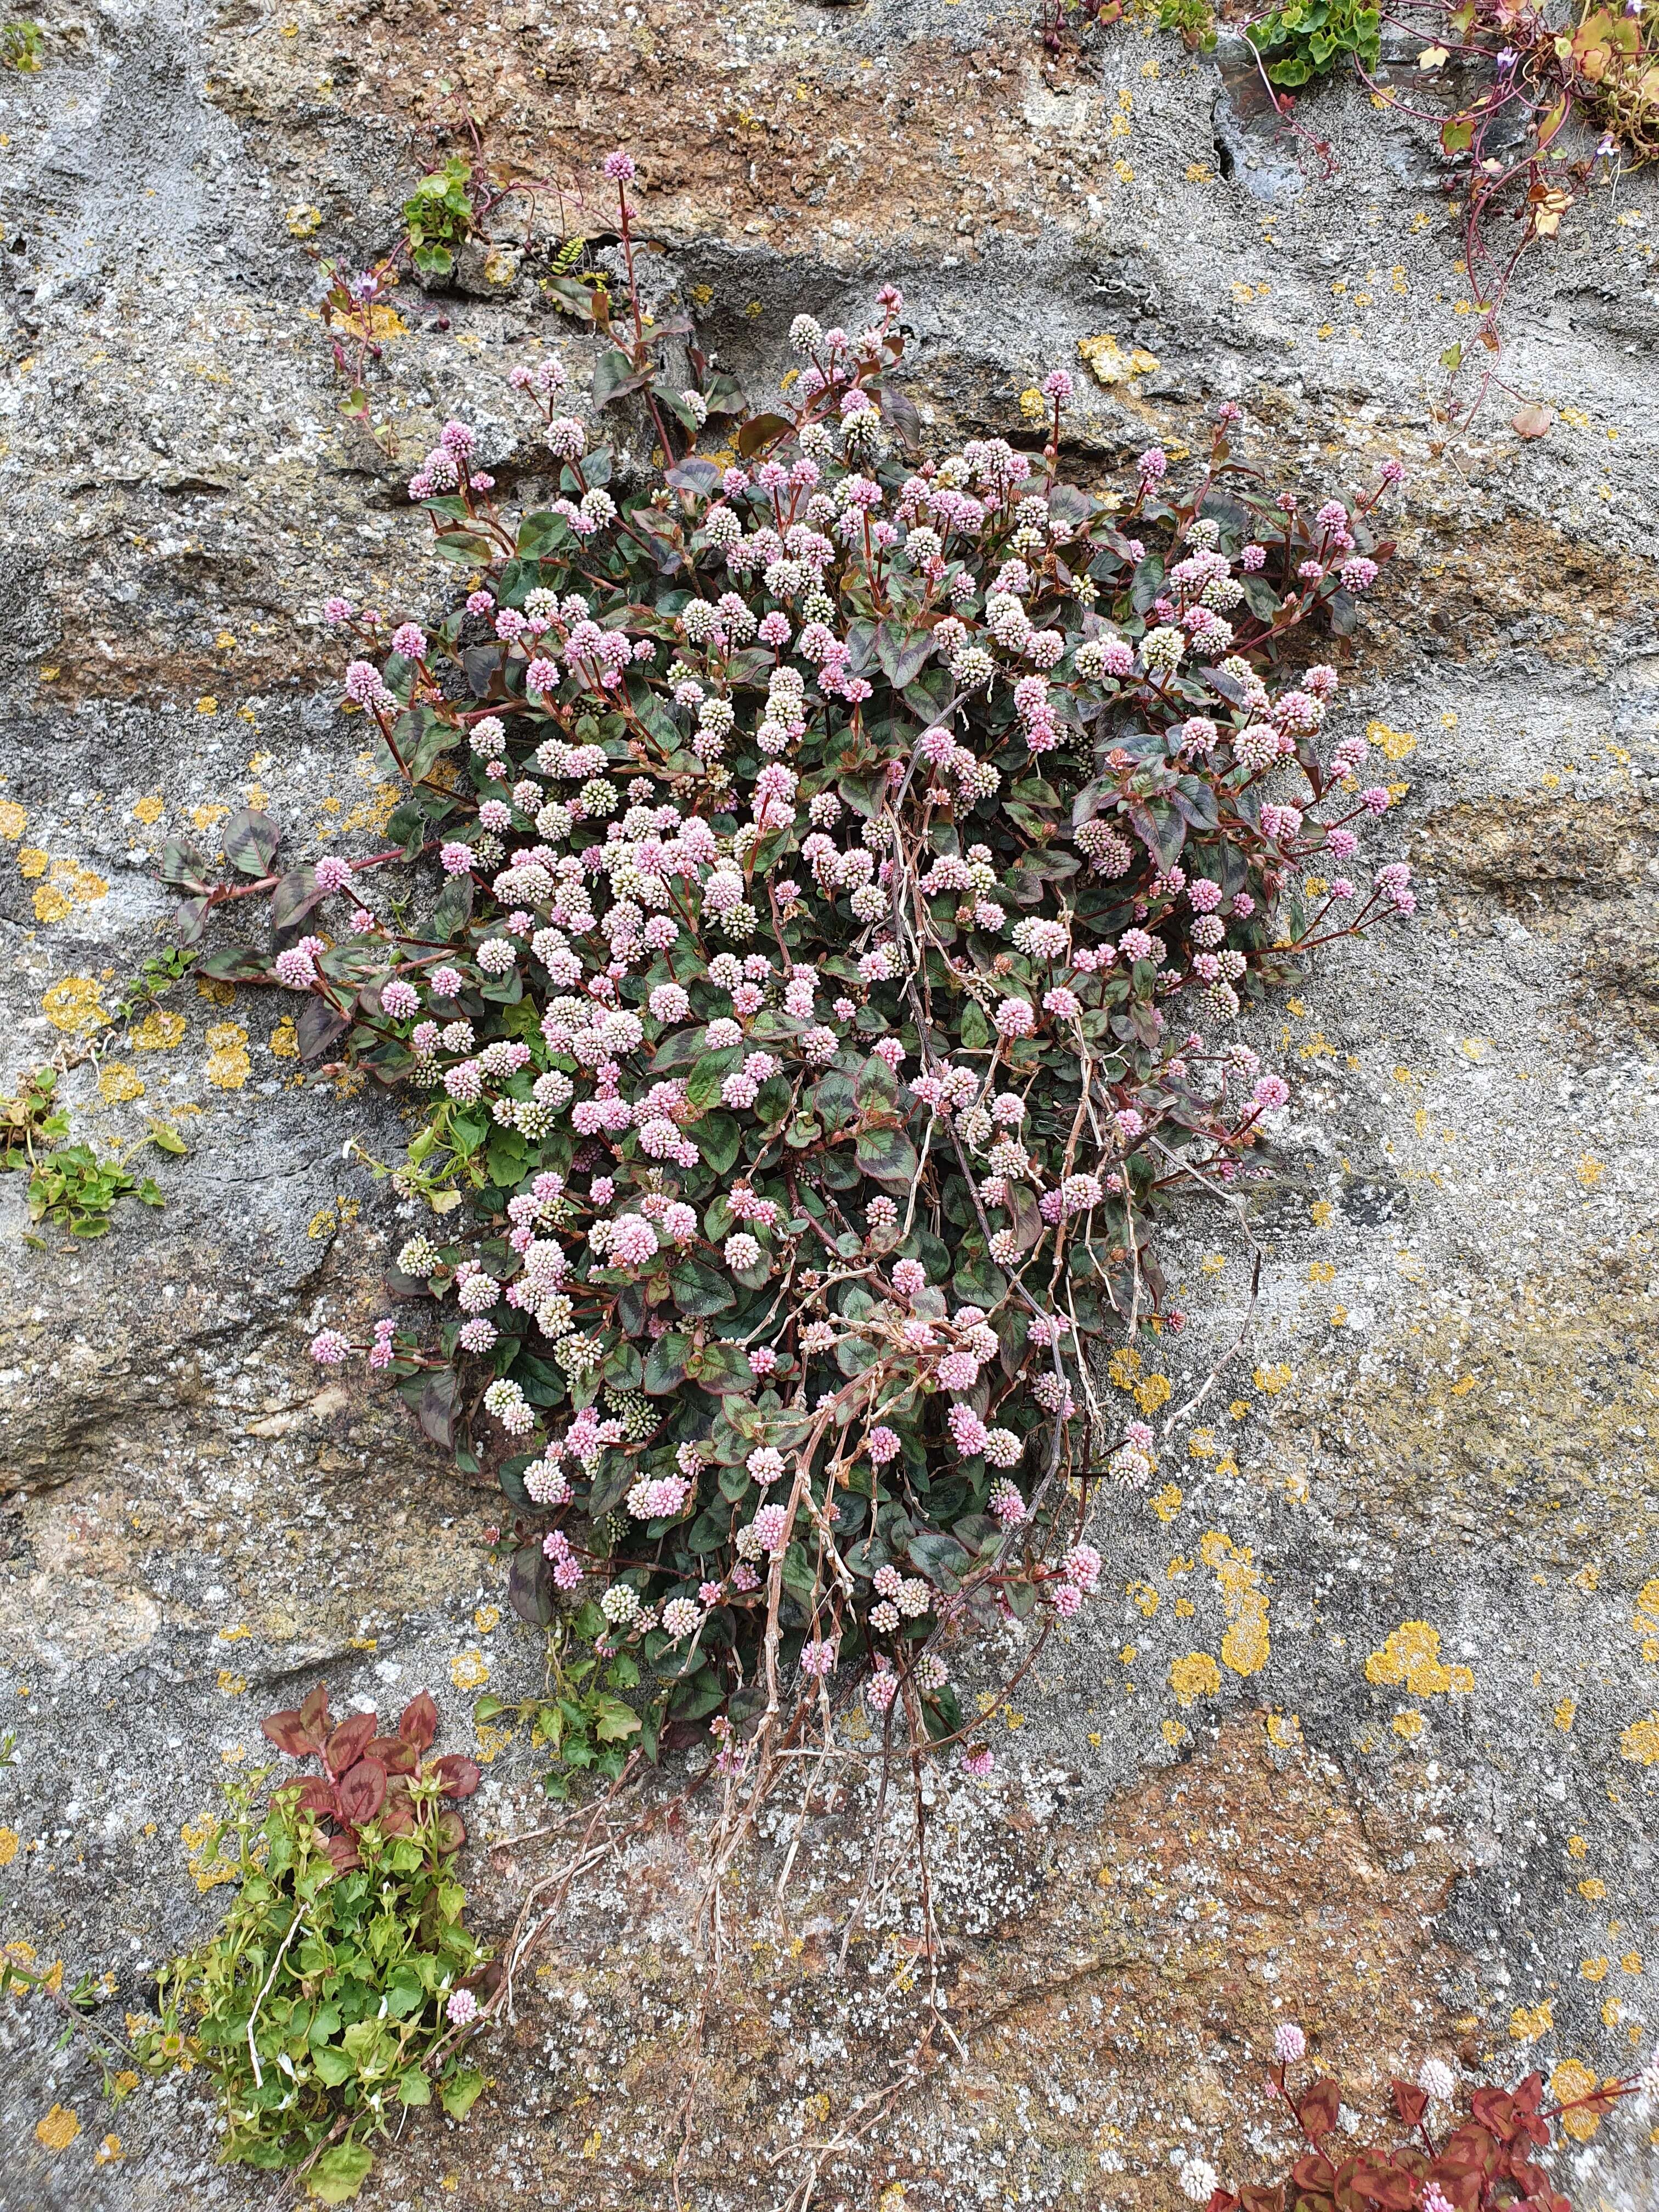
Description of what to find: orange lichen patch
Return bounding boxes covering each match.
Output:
[204,1021,251,1090]
[1201,1531,1271,1678]
[1133,1372,1171,1415]
[1364,1621,1474,1699]
[97,1065,145,1105]
[42,975,109,1035]
[1549,2058,1610,2142]
[180,1814,239,1893]
[1169,1652,1221,1708]
[34,2105,80,2152]
[30,857,110,923]
[131,1008,186,1050]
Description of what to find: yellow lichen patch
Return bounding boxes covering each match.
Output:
[1150,1483,1183,1523]
[18,845,48,878]
[1575,1156,1605,1188]
[43,976,109,1035]
[1127,1579,1160,1618]
[1076,332,1158,386]
[1635,1579,1659,1638]
[94,2135,123,2165]
[1134,1372,1171,1415]
[1169,1651,1221,1708]
[1582,1956,1610,1980]
[31,857,109,918]
[1392,1710,1425,1740]
[189,803,228,833]
[1365,1621,1474,1699]
[1200,1530,1271,1678]
[1160,1718,1188,1746]
[1510,1999,1553,2042]
[475,1720,515,1765]
[1365,719,1418,761]
[1309,1199,1333,1226]
[1554,1696,1577,1731]
[132,793,165,825]
[180,1814,239,1892]
[97,1065,145,1105]
[204,1021,251,1090]
[1568,1835,1588,1858]
[450,1649,489,1691]
[473,1603,501,1634]
[131,1008,185,1051]
[338,783,400,836]
[269,1017,299,1059]
[0,798,26,840]
[35,2104,80,2152]
[1253,1363,1294,1395]
[1620,1714,1659,1765]
[0,1826,18,1866]
[1265,1711,1302,1748]
[1578,1878,1607,1900]
[1107,1346,1142,1391]
[216,1670,246,1696]
[1550,2058,1607,2141]
[196,975,235,1008]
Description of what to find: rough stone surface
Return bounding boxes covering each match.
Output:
[1,0,1657,2204]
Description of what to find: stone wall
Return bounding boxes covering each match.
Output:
[1,0,1656,2203]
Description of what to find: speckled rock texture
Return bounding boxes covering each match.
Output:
[1,0,1657,2204]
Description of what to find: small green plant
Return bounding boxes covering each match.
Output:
[139,1686,489,2205]
[474,1609,647,1796]
[111,944,198,1026]
[403,156,475,281]
[0,18,43,70]
[1157,0,1218,51]
[1247,0,1380,87]
[1,1066,185,1243]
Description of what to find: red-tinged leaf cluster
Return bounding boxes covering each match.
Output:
[260,1685,480,1872]
[1203,2055,1648,2212]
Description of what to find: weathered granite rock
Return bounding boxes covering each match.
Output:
[1,0,1657,2204]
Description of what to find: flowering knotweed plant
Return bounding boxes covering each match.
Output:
[176,150,1410,1779]
[1194,2024,1659,2210]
